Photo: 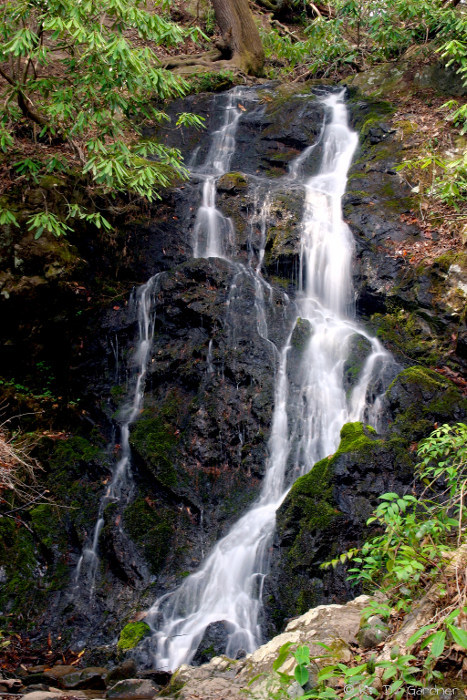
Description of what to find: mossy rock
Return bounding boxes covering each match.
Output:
[217,172,248,193]
[117,621,151,651]
[272,422,393,623]
[343,334,373,391]
[277,422,382,560]
[0,518,39,621]
[385,366,467,441]
[290,317,312,351]
[30,503,67,554]
[372,309,445,367]
[123,499,175,574]
[130,415,178,488]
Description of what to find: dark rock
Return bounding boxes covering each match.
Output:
[106,660,137,685]
[1,79,465,658]
[106,678,160,699]
[192,621,235,665]
[0,678,23,692]
[343,333,372,393]
[137,670,171,686]
[60,667,108,690]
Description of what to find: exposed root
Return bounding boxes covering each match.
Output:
[162,50,250,80]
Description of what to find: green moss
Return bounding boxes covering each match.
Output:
[186,70,236,94]
[217,172,248,192]
[0,518,39,622]
[338,422,381,454]
[291,317,312,351]
[372,309,443,367]
[30,504,66,552]
[130,416,178,487]
[264,167,284,178]
[123,498,174,574]
[387,366,444,394]
[117,621,150,651]
[386,367,467,441]
[110,384,126,400]
[432,251,458,273]
[50,435,101,476]
[270,275,290,289]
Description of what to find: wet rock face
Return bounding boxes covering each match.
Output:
[267,371,467,633]
[1,82,465,654]
[192,621,235,665]
[345,92,466,371]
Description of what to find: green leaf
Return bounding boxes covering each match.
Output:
[272,642,293,672]
[407,624,436,646]
[430,630,446,658]
[293,645,310,665]
[294,664,309,686]
[448,624,467,649]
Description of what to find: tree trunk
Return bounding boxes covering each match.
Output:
[210,0,265,75]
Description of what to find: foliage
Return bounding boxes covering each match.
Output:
[270,423,467,698]
[260,0,467,205]
[0,423,47,510]
[262,0,465,77]
[322,423,467,604]
[0,0,204,228]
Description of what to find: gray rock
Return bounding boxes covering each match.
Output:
[0,677,23,692]
[60,667,108,690]
[192,620,235,665]
[106,660,137,685]
[20,693,87,700]
[287,680,305,698]
[357,616,390,649]
[20,693,63,700]
[106,679,160,699]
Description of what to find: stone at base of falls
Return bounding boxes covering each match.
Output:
[105,661,138,685]
[106,678,160,699]
[20,693,87,700]
[21,667,107,691]
[165,595,372,700]
[192,620,235,665]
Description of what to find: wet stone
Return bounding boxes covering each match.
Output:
[192,621,235,665]
[105,679,160,699]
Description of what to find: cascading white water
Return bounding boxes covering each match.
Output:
[147,88,392,670]
[73,274,161,596]
[193,88,248,259]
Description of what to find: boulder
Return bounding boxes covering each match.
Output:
[192,620,234,665]
[106,679,160,699]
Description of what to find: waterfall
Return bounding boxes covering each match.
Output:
[73,274,161,597]
[147,88,392,670]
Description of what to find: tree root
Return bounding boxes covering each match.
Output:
[162,50,249,79]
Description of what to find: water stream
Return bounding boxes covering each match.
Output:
[73,274,162,597]
[147,88,392,670]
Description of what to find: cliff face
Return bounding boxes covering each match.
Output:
[0,68,465,660]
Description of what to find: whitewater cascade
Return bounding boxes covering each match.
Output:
[73,274,161,596]
[147,88,392,670]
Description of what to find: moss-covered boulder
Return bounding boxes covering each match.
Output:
[267,423,394,627]
[265,365,467,634]
[217,172,248,193]
[343,333,373,392]
[117,621,151,651]
[383,366,467,440]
